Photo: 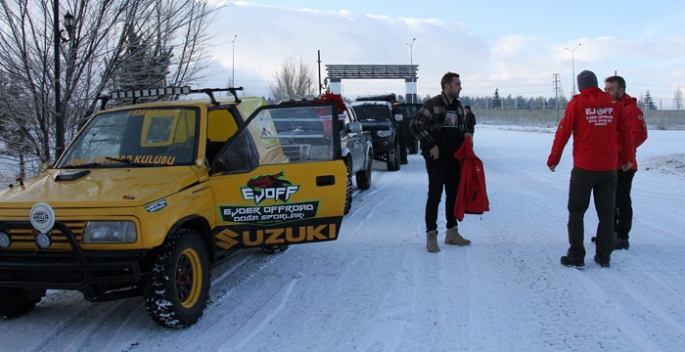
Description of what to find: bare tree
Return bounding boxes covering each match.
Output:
[674,87,683,110]
[0,0,224,172]
[268,57,317,101]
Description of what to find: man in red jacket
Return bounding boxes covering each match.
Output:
[604,75,648,250]
[547,70,634,268]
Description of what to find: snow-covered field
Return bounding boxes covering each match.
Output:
[1,125,683,352]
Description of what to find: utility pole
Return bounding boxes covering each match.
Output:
[553,73,561,121]
[53,0,63,161]
[53,1,75,160]
[565,43,581,95]
[317,50,322,95]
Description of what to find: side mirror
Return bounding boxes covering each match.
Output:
[348,121,363,133]
[394,114,403,122]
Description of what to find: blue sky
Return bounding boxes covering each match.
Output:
[203,1,685,108]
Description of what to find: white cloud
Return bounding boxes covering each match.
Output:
[200,2,685,107]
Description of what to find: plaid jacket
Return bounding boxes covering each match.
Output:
[409,92,465,153]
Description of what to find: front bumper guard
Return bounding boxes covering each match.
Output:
[0,220,142,290]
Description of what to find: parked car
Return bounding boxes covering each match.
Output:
[0,87,349,328]
[395,103,422,160]
[276,93,373,214]
[351,97,403,171]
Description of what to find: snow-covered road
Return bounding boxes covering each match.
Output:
[1,125,684,352]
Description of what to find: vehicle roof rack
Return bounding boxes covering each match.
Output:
[97,86,244,110]
[355,93,397,103]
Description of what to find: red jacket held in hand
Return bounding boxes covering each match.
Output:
[454,136,489,221]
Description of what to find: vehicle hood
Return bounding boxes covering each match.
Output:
[0,167,200,209]
[360,121,393,131]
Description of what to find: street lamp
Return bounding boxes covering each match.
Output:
[406,38,416,103]
[565,43,581,95]
[53,0,76,160]
[231,35,237,87]
[406,38,415,73]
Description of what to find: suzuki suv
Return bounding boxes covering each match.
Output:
[0,87,348,328]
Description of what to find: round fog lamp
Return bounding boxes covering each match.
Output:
[35,232,52,249]
[0,231,10,249]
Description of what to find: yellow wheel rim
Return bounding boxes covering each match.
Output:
[175,248,202,309]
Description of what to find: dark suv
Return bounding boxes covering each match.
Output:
[351,98,402,171]
[395,103,421,160]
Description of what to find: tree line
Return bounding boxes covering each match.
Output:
[0,0,221,178]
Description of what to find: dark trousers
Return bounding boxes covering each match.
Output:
[425,157,460,232]
[615,169,636,240]
[567,167,617,258]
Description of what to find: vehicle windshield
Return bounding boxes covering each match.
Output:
[396,104,421,120]
[57,107,199,168]
[351,104,391,122]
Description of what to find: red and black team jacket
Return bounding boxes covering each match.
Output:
[454,136,489,221]
[617,93,648,171]
[547,87,634,171]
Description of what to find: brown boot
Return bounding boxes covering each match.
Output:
[445,227,471,246]
[426,230,440,253]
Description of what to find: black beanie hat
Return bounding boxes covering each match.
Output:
[577,70,598,92]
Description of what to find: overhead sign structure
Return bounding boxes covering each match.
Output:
[325,65,419,103]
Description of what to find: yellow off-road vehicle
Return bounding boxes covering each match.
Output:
[0,87,349,328]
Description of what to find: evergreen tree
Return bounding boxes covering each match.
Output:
[643,90,657,110]
[493,89,501,109]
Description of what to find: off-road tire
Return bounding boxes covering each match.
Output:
[144,229,210,329]
[343,165,353,214]
[355,149,373,190]
[408,140,419,154]
[386,140,401,171]
[261,244,290,254]
[0,287,46,319]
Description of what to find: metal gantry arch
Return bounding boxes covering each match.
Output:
[325,65,419,103]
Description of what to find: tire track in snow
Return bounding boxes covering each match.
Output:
[572,269,664,352]
[28,296,148,352]
[150,157,427,351]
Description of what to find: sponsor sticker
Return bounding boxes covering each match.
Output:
[220,201,319,225]
[145,199,168,212]
[30,202,55,233]
[241,171,300,204]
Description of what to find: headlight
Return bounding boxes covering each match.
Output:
[309,145,331,160]
[376,130,391,137]
[82,221,137,244]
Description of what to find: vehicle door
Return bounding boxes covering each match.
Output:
[396,103,423,141]
[340,107,365,171]
[208,103,347,250]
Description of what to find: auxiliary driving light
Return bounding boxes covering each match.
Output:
[35,232,52,249]
[0,230,10,249]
